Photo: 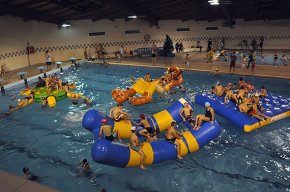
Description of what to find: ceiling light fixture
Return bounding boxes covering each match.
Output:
[128,15,138,19]
[208,0,219,5]
[61,23,71,28]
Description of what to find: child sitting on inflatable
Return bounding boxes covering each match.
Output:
[179,102,195,127]
[133,113,157,137]
[109,103,132,122]
[194,102,215,130]
[99,118,122,142]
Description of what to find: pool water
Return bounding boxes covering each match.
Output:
[0,63,290,192]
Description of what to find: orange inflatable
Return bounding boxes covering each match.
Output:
[111,88,136,104]
[128,92,153,106]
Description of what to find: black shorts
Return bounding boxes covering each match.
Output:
[46,61,51,65]
[105,135,115,141]
[152,53,157,58]
[145,127,153,133]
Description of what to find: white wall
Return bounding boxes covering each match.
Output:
[0,16,289,71]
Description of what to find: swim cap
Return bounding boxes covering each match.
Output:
[171,120,176,124]
[131,126,136,131]
[139,114,145,118]
[101,118,108,124]
[205,102,210,107]
[216,82,220,86]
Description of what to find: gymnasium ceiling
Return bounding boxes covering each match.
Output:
[0,0,290,27]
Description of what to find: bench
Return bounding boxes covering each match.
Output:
[37,66,47,73]
[16,71,27,79]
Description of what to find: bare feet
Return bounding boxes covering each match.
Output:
[194,126,201,130]
[140,165,147,170]
[177,155,183,160]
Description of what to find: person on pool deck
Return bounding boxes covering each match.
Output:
[81,159,92,176]
[165,120,183,160]
[130,126,147,170]
[144,73,151,82]
[99,118,122,142]
[179,102,195,127]
[23,167,38,181]
[133,113,157,137]
[194,102,215,130]
[109,103,132,123]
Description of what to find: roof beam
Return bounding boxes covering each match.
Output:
[0,3,63,25]
[96,0,159,27]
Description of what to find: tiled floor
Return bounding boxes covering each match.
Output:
[1,51,289,88]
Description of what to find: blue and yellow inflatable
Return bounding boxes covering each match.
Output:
[195,93,290,132]
[82,98,221,168]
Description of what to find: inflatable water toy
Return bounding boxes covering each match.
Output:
[17,98,34,108]
[83,98,193,139]
[83,100,221,168]
[111,66,184,106]
[19,82,84,108]
[33,87,67,102]
[195,92,290,132]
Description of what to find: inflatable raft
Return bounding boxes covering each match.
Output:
[83,98,193,139]
[111,66,184,106]
[195,93,290,132]
[83,98,221,168]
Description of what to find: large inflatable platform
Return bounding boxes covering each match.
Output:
[82,98,221,168]
[195,93,290,132]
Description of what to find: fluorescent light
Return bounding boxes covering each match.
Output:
[128,15,137,19]
[61,23,71,27]
[208,0,219,5]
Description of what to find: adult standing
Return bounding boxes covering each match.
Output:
[45,50,52,70]
[196,40,202,52]
[151,48,157,66]
[119,45,124,62]
[207,38,212,51]
[246,51,254,68]
[230,51,237,74]
[259,36,264,50]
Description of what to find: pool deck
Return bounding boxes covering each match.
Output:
[1,51,289,87]
[0,170,58,192]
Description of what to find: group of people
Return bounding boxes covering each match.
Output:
[210,77,269,121]
[98,100,214,170]
[175,42,184,53]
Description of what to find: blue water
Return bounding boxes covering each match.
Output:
[0,63,290,192]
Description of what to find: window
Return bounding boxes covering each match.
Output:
[176,27,190,32]
[125,30,140,35]
[89,32,105,36]
[205,27,218,31]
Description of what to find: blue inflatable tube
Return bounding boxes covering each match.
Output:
[90,121,220,168]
